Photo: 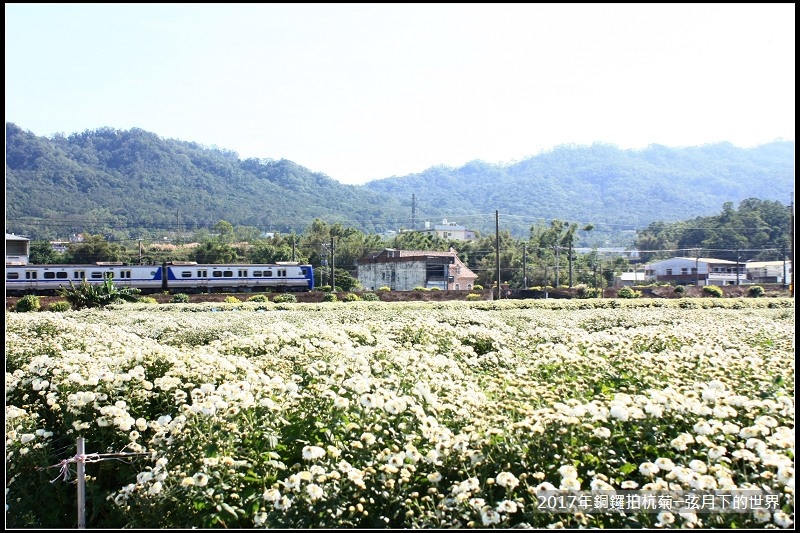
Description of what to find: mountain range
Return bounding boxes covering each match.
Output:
[5,122,794,246]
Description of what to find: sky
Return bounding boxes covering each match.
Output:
[5,3,795,185]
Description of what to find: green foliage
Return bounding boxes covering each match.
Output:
[15,294,41,312]
[616,286,641,299]
[56,278,141,309]
[703,285,724,298]
[191,241,238,263]
[575,283,590,298]
[466,293,482,301]
[674,285,686,295]
[46,301,72,312]
[377,286,391,291]
[472,284,483,290]
[137,296,158,305]
[748,285,765,297]
[413,286,429,291]
[6,122,792,245]
[246,294,270,302]
[170,293,190,303]
[361,292,380,301]
[343,293,361,302]
[322,293,338,302]
[224,296,241,304]
[273,294,297,304]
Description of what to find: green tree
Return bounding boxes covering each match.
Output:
[63,234,123,264]
[28,240,65,264]
[191,241,238,263]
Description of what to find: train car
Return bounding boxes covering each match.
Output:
[5,261,314,296]
[163,261,314,293]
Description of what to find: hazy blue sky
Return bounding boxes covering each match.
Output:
[5,3,795,184]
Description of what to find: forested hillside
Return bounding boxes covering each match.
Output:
[5,122,794,245]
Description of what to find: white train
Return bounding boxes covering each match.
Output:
[5,261,315,296]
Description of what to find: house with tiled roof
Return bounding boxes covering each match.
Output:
[356,248,478,291]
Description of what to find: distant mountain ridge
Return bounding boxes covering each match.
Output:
[5,122,794,246]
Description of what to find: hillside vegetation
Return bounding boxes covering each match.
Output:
[6,122,794,245]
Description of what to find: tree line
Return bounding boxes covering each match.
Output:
[25,198,791,291]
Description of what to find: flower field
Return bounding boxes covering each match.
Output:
[5,298,795,528]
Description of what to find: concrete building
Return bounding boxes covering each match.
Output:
[644,256,745,286]
[746,260,792,284]
[6,234,30,265]
[417,220,477,241]
[356,248,478,291]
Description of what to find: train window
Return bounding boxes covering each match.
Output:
[120,270,131,279]
[238,270,247,277]
[57,272,68,279]
[91,272,104,279]
[181,271,193,278]
[224,271,233,277]
[44,272,56,279]
[7,272,19,280]
[26,271,38,280]
[301,268,308,275]
[198,270,207,278]
[253,271,262,277]
[278,269,286,277]
[264,271,273,277]
[74,271,86,279]
[213,271,223,278]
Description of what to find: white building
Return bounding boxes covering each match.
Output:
[746,260,792,284]
[644,257,746,286]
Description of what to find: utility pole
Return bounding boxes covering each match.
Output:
[554,246,560,287]
[330,236,335,292]
[695,248,701,286]
[411,194,417,231]
[568,239,574,288]
[495,210,501,299]
[138,239,143,265]
[735,248,740,285]
[523,243,528,289]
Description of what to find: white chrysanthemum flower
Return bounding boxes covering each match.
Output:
[497,499,518,513]
[639,462,659,477]
[773,511,793,528]
[306,483,324,501]
[193,473,209,487]
[558,465,578,480]
[495,471,519,490]
[263,488,281,502]
[480,507,502,526]
[621,480,638,489]
[593,427,611,439]
[427,471,442,483]
[181,477,195,486]
[609,404,629,421]
[302,445,326,461]
[688,460,708,474]
[657,511,675,526]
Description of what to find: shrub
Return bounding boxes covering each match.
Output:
[318,285,332,292]
[224,296,241,304]
[466,293,482,301]
[342,293,361,302]
[137,296,158,305]
[674,285,686,295]
[748,285,765,298]
[473,284,483,290]
[575,284,590,298]
[616,286,641,299]
[57,278,141,309]
[377,286,391,292]
[273,293,298,304]
[703,285,724,298]
[47,301,72,312]
[413,286,429,291]
[15,295,41,312]
[322,293,338,302]
[247,294,270,302]
[170,293,190,303]
[361,292,380,301]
